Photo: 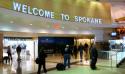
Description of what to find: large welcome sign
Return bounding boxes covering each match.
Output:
[0,0,112,24]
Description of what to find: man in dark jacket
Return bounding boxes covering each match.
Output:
[37,50,47,74]
[16,45,22,61]
[90,44,98,70]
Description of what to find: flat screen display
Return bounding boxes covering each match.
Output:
[111,32,117,37]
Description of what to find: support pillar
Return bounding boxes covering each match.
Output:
[0,33,3,62]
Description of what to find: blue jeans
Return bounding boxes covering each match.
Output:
[64,54,70,68]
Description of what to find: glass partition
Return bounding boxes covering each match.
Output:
[103,39,125,67]
[97,50,117,67]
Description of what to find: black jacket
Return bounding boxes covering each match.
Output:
[16,46,21,53]
[90,47,98,59]
[38,51,47,63]
[63,46,72,55]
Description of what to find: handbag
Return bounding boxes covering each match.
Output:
[35,57,39,64]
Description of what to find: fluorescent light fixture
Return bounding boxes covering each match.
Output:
[1,27,12,31]
[39,30,49,33]
[68,31,78,34]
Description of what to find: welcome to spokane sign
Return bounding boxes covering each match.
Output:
[0,0,112,24]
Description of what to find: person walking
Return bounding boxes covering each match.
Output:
[90,44,98,70]
[78,43,84,62]
[16,45,22,61]
[7,45,12,62]
[73,45,78,59]
[37,50,47,74]
[84,43,89,61]
[63,45,72,69]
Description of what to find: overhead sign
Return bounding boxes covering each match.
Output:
[0,0,112,24]
[13,1,102,24]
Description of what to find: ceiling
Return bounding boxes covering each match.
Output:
[115,17,125,22]
[0,0,125,37]
[100,0,125,21]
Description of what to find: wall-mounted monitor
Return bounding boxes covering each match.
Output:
[111,32,117,37]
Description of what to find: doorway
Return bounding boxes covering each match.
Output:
[37,34,95,64]
[3,37,35,61]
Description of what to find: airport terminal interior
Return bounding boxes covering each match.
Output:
[0,0,125,74]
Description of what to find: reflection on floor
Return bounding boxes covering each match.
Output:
[46,65,125,74]
[0,54,123,74]
[119,60,125,68]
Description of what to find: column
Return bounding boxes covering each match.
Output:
[0,33,3,62]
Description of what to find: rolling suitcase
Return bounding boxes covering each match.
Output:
[56,63,65,71]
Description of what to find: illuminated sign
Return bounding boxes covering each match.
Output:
[0,0,112,24]
[13,2,102,24]
[13,2,55,19]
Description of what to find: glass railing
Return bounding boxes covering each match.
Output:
[97,50,116,67]
[97,48,125,68]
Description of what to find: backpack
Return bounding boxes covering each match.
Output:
[35,57,39,64]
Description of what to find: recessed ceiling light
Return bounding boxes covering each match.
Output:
[30,24,32,25]
[62,26,65,29]
[10,21,14,24]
